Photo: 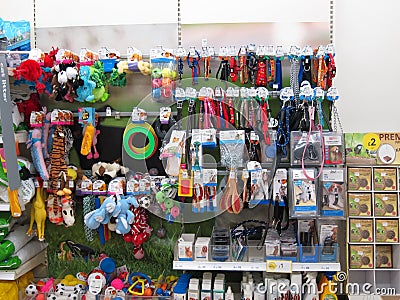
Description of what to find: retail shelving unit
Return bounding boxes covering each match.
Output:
[347,165,400,294]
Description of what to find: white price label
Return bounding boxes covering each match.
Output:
[266,260,292,273]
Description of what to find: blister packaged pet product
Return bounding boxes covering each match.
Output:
[321,168,345,217]
[150,47,177,103]
[323,132,345,165]
[290,168,318,217]
[290,131,323,166]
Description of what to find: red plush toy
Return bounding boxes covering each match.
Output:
[15,93,42,126]
[14,59,46,94]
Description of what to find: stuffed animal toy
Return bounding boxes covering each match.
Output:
[86,127,100,160]
[75,66,95,102]
[61,191,75,227]
[26,128,49,180]
[27,187,47,241]
[108,67,126,87]
[92,162,129,184]
[50,125,67,193]
[113,196,139,235]
[90,61,109,102]
[64,66,79,102]
[15,92,42,127]
[13,59,46,94]
[84,196,116,230]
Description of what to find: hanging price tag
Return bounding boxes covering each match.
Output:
[266,260,292,273]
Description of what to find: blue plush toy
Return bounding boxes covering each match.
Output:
[75,66,95,102]
[113,196,139,235]
[84,196,116,229]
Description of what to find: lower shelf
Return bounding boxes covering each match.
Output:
[0,249,47,280]
[172,260,340,272]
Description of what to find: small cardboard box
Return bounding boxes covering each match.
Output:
[195,237,210,261]
[178,233,195,261]
[349,245,374,269]
[349,219,373,242]
[375,194,398,217]
[376,245,393,268]
[376,219,399,242]
[348,168,372,191]
[373,168,397,191]
[348,193,372,216]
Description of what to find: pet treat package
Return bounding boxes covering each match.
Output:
[376,245,393,268]
[290,131,323,166]
[373,168,397,191]
[289,168,318,217]
[348,167,372,191]
[349,245,374,269]
[349,219,373,242]
[321,168,345,217]
[374,193,398,217]
[375,219,399,242]
[323,132,345,165]
[150,47,177,103]
[348,193,372,216]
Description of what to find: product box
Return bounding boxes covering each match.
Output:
[376,245,393,268]
[374,194,398,217]
[375,219,399,242]
[349,245,374,269]
[348,193,372,216]
[349,219,373,242]
[195,237,210,261]
[177,233,195,261]
[373,168,397,191]
[348,168,372,191]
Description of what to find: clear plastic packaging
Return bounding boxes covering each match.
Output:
[290,131,323,166]
[289,168,318,217]
[321,168,346,217]
[150,47,177,103]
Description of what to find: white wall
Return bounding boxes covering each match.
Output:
[5,0,399,132]
[334,0,400,132]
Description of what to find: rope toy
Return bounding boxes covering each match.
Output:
[123,207,152,259]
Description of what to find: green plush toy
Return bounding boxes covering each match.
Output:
[0,256,21,270]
